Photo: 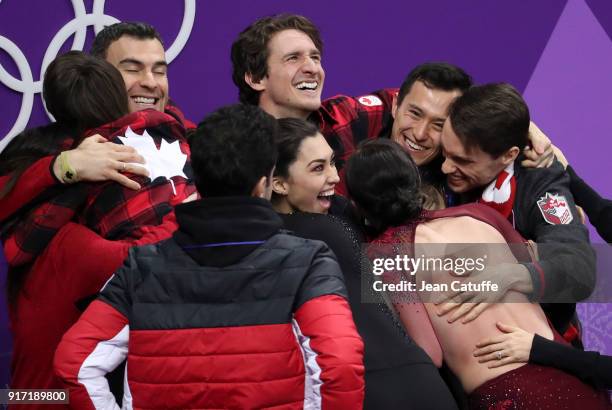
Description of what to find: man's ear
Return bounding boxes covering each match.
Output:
[391,93,398,120]
[502,146,521,165]
[272,176,289,195]
[245,72,266,92]
[251,176,268,198]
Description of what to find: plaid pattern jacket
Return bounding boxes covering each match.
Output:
[2,106,195,268]
[311,88,397,195]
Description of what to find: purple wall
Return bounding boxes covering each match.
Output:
[1,0,611,387]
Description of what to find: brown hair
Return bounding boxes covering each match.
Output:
[448,83,529,158]
[231,14,323,105]
[43,50,129,136]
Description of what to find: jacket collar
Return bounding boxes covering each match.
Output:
[173,196,283,266]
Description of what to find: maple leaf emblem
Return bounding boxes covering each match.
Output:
[117,127,187,194]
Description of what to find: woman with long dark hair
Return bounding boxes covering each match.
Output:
[271,118,458,409]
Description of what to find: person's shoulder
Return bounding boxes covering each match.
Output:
[127,237,185,265]
[266,228,330,252]
[282,212,360,245]
[516,158,567,186]
[417,214,506,244]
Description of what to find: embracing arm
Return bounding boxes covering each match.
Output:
[0,135,147,224]
[474,322,612,389]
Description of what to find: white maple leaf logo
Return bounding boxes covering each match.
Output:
[117,127,187,194]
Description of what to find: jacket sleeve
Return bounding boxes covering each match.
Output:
[2,182,86,268]
[49,212,177,308]
[0,155,59,222]
[54,298,129,410]
[515,162,596,301]
[530,334,612,389]
[293,246,364,409]
[566,165,612,243]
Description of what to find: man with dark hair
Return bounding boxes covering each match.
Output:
[439,83,595,346]
[54,104,365,410]
[90,21,164,59]
[231,14,325,119]
[91,21,170,115]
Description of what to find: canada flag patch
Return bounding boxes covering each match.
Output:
[537,193,573,225]
[358,95,383,107]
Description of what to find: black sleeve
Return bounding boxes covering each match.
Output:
[567,165,612,243]
[530,334,612,389]
[515,161,596,302]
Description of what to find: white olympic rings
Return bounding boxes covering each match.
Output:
[0,0,196,151]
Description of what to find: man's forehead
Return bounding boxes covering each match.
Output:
[268,29,319,55]
[106,36,166,62]
[400,82,460,117]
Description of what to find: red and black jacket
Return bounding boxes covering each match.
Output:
[55,197,365,410]
[3,109,195,268]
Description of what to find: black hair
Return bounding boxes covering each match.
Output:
[448,83,529,157]
[231,14,323,105]
[271,118,320,205]
[346,139,423,234]
[189,104,278,196]
[90,21,164,58]
[397,62,472,107]
[43,51,128,135]
[274,118,320,178]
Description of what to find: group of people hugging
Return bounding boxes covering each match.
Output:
[1,13,611,410]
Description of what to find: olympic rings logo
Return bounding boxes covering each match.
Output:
[0,0,196,151]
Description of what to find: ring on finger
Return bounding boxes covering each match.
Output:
[496,351,503,360]
[122,163,127,172]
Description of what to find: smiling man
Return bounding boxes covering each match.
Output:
[91,22,168,113]
[231,14,325,120]
[440,83,595,346]
[89,22,194,129]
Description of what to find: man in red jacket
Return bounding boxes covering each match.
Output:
[54,104,365,410]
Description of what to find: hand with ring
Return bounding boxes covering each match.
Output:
[473,322,534,368]
[53,134,148,190]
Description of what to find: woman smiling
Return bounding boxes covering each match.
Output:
[271,118,339,214]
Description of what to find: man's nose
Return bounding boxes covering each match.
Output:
[441,157,455,174]
[139,70,158,89]
[413,121,428,142]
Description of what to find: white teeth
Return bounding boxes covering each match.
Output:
[133,96,156,104]
[318,190,334,198]
[405,137,426,151]
[296,81,318,90]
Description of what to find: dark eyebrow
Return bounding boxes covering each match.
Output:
[450,153,473,164]
[118,59,167,68]
[307,158,326,167]
[118,58,144,66]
